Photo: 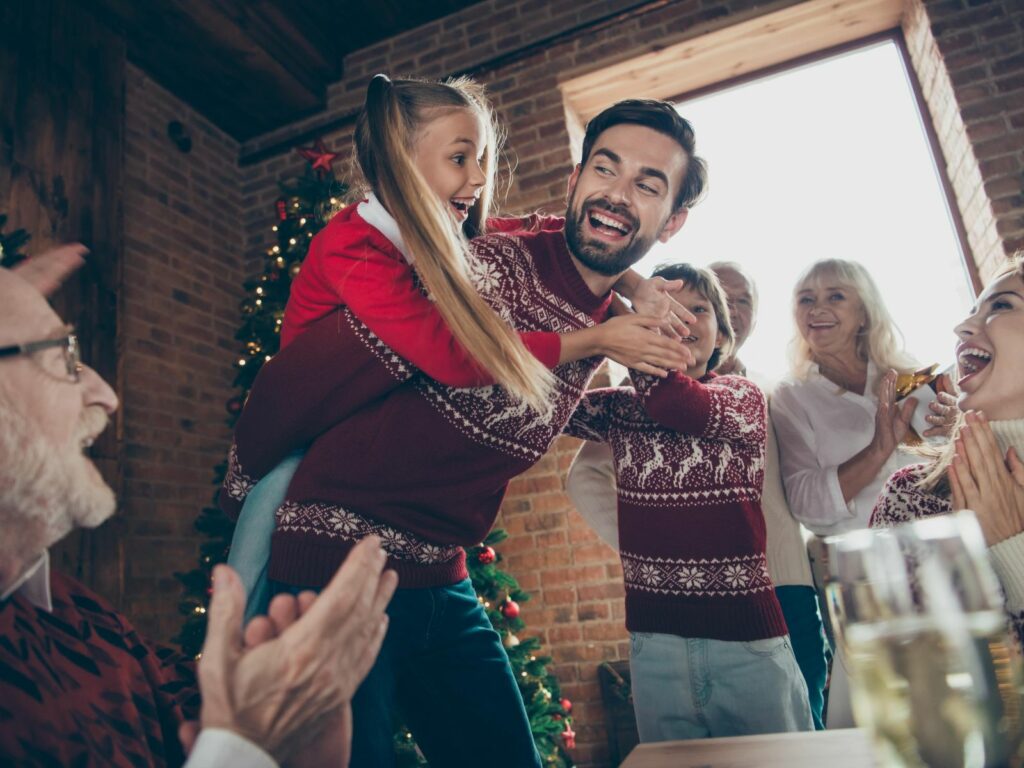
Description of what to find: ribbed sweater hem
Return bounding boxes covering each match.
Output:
[269,533,468,589]
[625,592,788,641]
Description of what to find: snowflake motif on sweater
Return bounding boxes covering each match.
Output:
[416,233,602,462]
[870,463,952,528]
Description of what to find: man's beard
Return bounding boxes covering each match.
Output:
[0,396,115,556]
[564,193,658,276]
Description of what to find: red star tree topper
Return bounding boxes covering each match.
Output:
[296,138,339,177]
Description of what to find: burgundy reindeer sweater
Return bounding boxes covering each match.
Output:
[566,372,787,641]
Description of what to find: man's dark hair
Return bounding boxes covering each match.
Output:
[580,99,708,211]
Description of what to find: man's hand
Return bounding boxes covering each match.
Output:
[627,276,696,338]
[594,314,694,376]
[10,243,88,297]
[950,412,1024,547]
[198,536,397,764]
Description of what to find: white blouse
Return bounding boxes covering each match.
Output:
[770,361,919,537]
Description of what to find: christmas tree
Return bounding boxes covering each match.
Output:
[174,139,347,655]
[175,142,575,766]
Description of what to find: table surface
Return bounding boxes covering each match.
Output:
[619,728,878,768]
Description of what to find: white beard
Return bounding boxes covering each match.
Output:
[0,398,116,555]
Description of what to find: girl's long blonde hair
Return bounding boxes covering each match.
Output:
[354,74,554,410]
[788,258,917,383]
[919,253,1024,495]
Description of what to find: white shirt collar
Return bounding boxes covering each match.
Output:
[1,550,52,612]
[357,193,413,264]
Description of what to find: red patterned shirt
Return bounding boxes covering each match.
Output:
[0,569,198,766]
[566,372,787,641]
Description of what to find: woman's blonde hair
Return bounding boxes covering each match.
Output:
[918,253,1024,495]
[354,74,554,410]
[788,258,916,382]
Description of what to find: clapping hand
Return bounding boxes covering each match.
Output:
[871,370,918,457]
[923,391,960,438]
[950,411,1024,547]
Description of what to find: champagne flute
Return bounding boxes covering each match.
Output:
[825,516,1023,768]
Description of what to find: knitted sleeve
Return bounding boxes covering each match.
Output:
[220,307,417,519]
[632,370,767,444]
[563,387,631,443]
[295,223,560,386]
[869,463,950,528]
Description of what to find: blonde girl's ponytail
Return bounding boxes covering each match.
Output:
[356,74,555,411]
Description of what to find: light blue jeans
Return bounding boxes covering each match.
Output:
[226,452,303,623]
[629,631,814,742]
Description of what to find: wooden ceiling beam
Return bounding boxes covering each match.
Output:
[87,0,328,140]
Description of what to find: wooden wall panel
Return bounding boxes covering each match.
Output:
[0,0,125,602]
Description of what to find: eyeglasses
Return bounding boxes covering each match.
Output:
[0,329,82,383]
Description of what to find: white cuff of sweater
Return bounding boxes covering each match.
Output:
[184,728,278,768]
[989,533,1024,611]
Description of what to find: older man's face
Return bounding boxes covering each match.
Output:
[0,270,119,551]
[713,267,757,352]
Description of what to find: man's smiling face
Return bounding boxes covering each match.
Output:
[564,123,689,276]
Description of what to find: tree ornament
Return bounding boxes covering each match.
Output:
[560,697,572,713]
[275,199,288,221]
[289,262,301,278]
[296,138,339,177]
[477,545,496,564]
[561,721,576,749]
[226,396,244,416]
[502,632,520,649]
[539,686,552,702]
[501,599,520,619]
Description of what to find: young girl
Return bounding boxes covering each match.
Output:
[566,263,813,741]
[225,75,691,616]
[871,255,1024,648]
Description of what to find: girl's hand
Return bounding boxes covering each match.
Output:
[923,391,960,438]
[597,314,694,376]
[950,411,1024,546]
[870,370,918,458]
[627,276,695,339]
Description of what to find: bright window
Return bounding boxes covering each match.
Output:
[636,39,974,384]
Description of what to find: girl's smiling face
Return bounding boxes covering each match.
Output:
[668,282,724,378]
[412,107,486,224]
[954,271,1024,420]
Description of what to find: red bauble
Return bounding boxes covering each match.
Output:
[477,545,496,564]
[275,199,288,221]
[226,396,244,415]
[501,599,520,619]
[560,697,573,713]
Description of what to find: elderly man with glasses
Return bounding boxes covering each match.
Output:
[0,245,396,767]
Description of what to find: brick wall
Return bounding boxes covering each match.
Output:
[75,0,1020,763]
[121,64,248,641]
[903,0,1024,283]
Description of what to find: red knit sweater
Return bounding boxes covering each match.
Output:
[0,571,197,767]
[282,202,561,381]
[222,229,611,588]
[566,372,787,641]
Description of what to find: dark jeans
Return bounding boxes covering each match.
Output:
[274,576,541,768]
[775,585,830,730]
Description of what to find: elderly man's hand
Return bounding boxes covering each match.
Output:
[10,243,88,297]
[198,536,397,764]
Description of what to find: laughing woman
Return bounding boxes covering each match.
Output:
[770,258,922,728]
[871,255,1024,650]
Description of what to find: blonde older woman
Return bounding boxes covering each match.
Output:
[770,258,922,728]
